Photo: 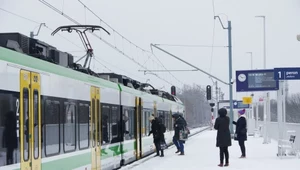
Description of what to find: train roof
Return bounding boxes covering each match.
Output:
[0,46,183,106]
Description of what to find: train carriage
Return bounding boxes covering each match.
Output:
[0,32,185,170]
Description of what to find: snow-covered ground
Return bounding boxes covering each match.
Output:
[120,130,300,170]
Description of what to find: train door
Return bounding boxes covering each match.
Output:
[90,86,101,170]
[20,70,41,170]
[134,97,142,160]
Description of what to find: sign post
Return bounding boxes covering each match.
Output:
[274,67,300,156]
[236,69,278,144]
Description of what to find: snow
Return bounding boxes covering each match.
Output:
[120,130,300,170]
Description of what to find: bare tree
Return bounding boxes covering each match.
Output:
[177,84,210,128]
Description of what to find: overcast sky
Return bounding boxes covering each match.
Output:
[1,0,300,102]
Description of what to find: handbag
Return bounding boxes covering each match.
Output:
[234,133,238,141]
[179,127,188,141]
[160,141,168,150]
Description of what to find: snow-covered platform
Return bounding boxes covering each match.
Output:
[121,130,300,170]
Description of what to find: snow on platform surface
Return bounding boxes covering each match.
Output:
[121,130,300,170]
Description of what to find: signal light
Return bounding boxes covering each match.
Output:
[206,85,211,100]
[171,86,176,96]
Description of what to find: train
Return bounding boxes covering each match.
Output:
[0,31,190,170]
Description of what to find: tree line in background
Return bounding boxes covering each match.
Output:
[253,93,300,123]
[177,84,211,128]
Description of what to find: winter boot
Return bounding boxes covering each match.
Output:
[218,163,223,167]
[224,163,229,167]
[175,150,180,153]
[160,150,164,157]
[179,152,184,155]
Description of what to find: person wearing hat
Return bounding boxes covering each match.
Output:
[233,109,247,158]
[148,115,165,157]
[214,108,232,167]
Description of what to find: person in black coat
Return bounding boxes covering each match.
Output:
[148,115,164,157]
[233,109,247,158]
[2,111,18,165]
[214,108,232,167]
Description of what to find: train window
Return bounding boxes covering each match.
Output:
[141,110,145,136]
[169,111,173,130]
[96,100,100,146]
[147,111,151,135]
[91,99,95,147]
[123,108,134,140]
[44,100,60,157]
[101,105,110,145]
[129,109,135,139]
[63,103,76,152]
[110,106,120,144]
[78,103,89,150]
[23,88,30,161]
[0,93,20,166]
[33,90,39,159]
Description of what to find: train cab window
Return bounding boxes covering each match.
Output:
[101,105,110,145]
[44,100,60,157]
[63,103,76,152]
[78,103,89,150]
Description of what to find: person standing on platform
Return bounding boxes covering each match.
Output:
[148,115,165,157]
[214,108,232,167]
[233,109,247,158]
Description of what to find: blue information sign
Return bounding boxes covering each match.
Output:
[233,100,250,109]
[274,67,300,80]
[236,69,279,92]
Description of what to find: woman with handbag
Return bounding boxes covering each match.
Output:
[233,109,247,158]
[172,113,186,155]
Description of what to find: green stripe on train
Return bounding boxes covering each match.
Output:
[12,141,136,170]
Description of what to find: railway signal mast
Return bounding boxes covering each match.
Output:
[206,85,215,130]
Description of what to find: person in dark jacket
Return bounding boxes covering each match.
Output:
[233,109,247,158]
[2,111,18,165]
[214,108,232,167]
[172,113,186,155]
[148,115,164,157]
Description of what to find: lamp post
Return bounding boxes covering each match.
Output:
[214,15,234,134]
[255,15,270,144]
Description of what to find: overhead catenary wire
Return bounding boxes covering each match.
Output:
[0,7,84,51]
[38,0,182,90]
[76,0,183,87]
[0,5,178,90]
[153,44,227,48]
